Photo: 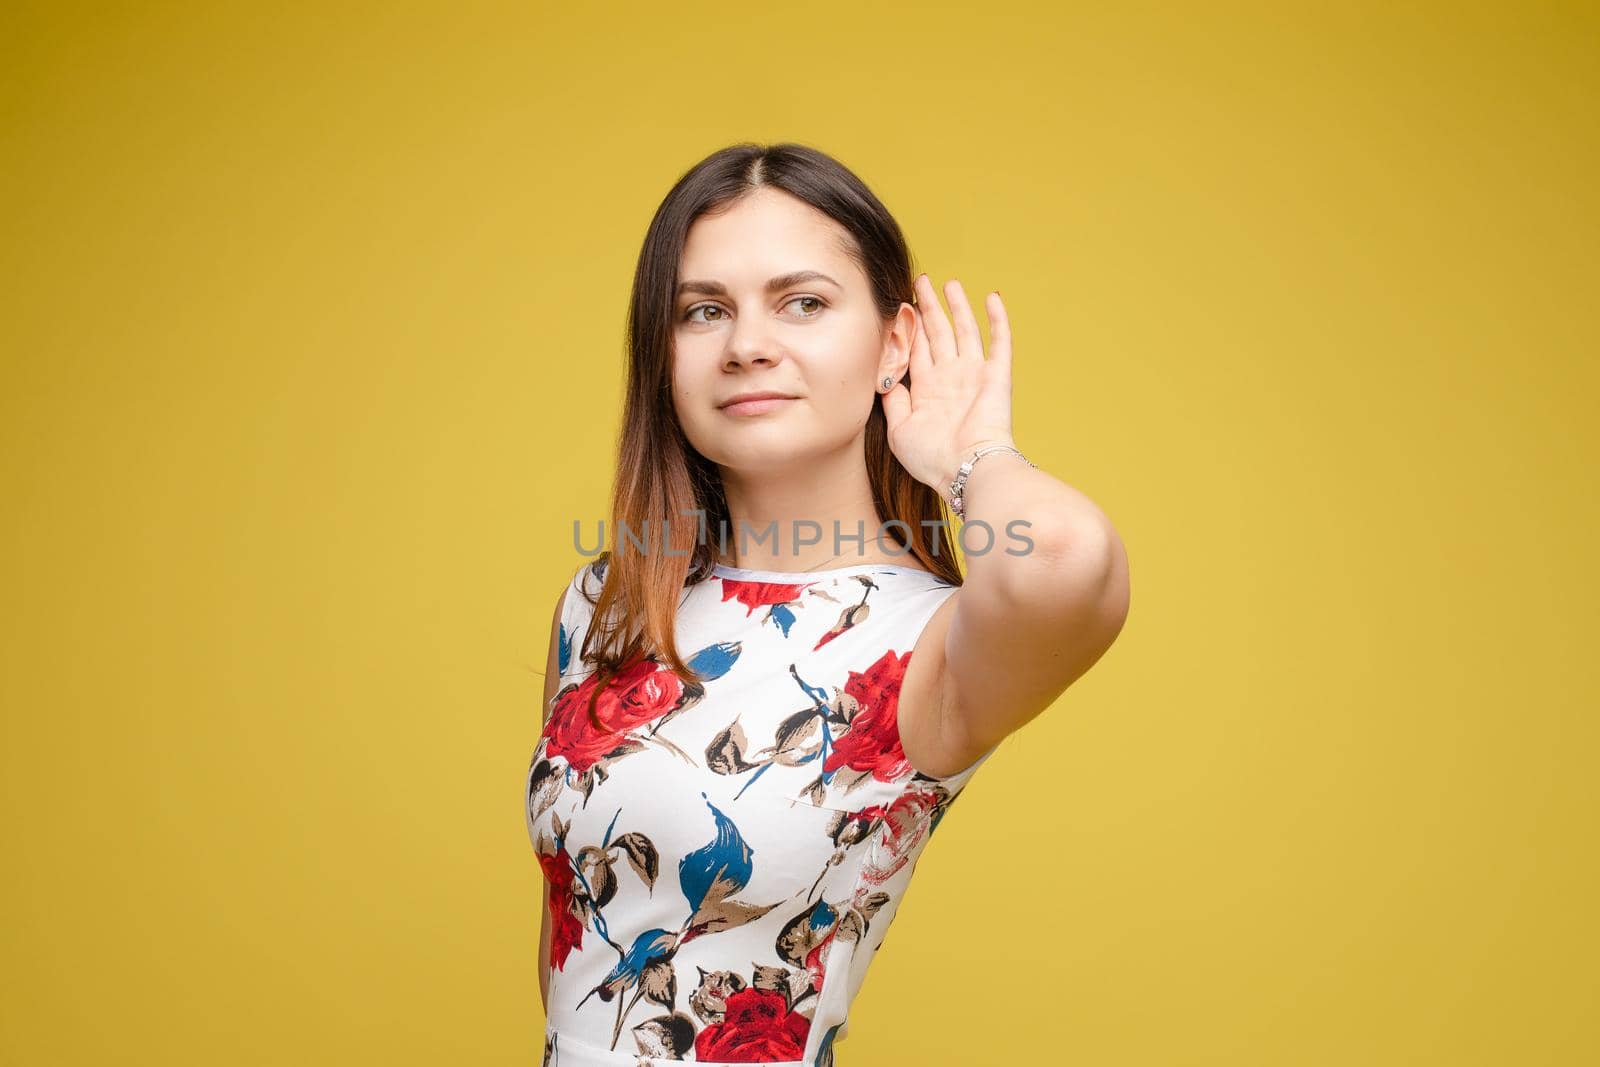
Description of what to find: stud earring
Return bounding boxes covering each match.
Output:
[880,376,895,392]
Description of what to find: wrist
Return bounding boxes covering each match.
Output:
[941,437,1017,492]
[943,438,1034,521]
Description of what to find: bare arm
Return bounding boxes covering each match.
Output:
[946,462,1129,758]
[887,279,1132,778]
[902,458,1131,777]
[950,475,1129,753]
[537,581,567,1014]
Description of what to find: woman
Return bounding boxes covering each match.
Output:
[527,142,1130,1066]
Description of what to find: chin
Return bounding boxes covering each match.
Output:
[699,435,813,471]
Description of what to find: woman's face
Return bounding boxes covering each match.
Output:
[670,187,908,474]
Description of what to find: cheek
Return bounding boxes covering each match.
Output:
[818,319,882,380]
[795,369,880,443]
[669,344,712,404]
[668,353,722,451]
[801,337,881,405]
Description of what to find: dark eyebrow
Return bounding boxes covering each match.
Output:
[676,270,842,300]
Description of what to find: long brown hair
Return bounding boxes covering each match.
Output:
[574,142,962,730]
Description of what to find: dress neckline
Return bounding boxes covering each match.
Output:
[711,561,935,582]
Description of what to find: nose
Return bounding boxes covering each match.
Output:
[722,316,784,372]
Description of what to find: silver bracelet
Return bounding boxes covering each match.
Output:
[948,444,1036,520]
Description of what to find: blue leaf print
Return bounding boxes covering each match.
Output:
[803,898,837,934]
[770,602,798,637]
[578,927,678,1008]
[611,927,677,981]
[557,620,575,675]
[687,640,742,682]
[678,793,753,915]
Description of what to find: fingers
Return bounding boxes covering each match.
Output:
[912,275,1008,373]
[942,279,982,361]
[913,274,957,363]
[986,291,1011,373]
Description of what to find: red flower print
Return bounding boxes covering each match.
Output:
[860,786,942,887]
[544,657,685,773]
[822,649,914,782]
[537,846,586,971]
[721,579,808,616]
[694,986,810,1062]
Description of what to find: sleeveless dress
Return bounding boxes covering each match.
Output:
[525,556,1001,1067]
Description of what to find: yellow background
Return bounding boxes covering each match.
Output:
[2,2,1594,1063]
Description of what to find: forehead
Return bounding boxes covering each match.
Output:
[679,189,857,282]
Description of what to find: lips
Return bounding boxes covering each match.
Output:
[719,395,798,417]
[718,392,799,408]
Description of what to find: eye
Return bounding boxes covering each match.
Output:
[683,303,727,323]
[682,297,826,323]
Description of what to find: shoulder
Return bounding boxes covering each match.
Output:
[571,554,610,599]
[549,557,608,639]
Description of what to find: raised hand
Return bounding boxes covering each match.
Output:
[880,274,1019,501]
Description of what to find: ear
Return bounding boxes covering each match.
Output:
[877,301,918,383]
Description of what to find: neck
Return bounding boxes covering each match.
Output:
[712,444,900,572]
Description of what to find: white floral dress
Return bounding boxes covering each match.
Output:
[526,557,999,1066]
